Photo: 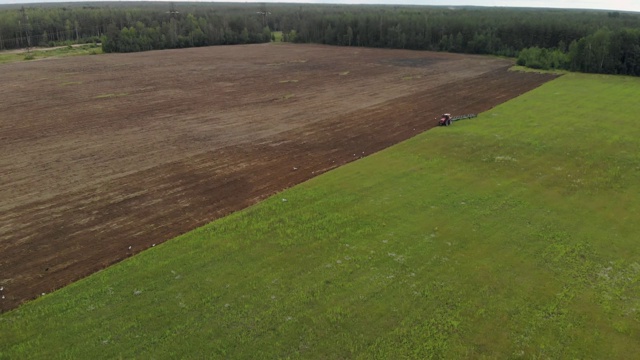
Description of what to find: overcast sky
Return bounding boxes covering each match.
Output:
[0,0,637,13]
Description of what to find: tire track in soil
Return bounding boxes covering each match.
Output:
[0,66,556,312]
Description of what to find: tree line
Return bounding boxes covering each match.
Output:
[278,5,640,76]
[0,3,274,52]
[101,11,272,53]
[517,28,640,75]
[1,2,639,76]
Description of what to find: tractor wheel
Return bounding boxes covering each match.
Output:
[446,119,451,126]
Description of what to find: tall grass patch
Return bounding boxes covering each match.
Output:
[0,44,102,65]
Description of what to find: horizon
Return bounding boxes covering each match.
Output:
[0,0,638,13]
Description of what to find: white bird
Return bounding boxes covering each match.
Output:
[0,286,3,291]
[128,246,132,250]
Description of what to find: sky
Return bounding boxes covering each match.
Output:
[0,0,638,13]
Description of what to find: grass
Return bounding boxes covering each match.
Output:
[510,65,568,75]
[272,31,284,42]
[0,44,102,65]
[1,73,640,358]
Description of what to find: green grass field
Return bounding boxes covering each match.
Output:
[272,31,284,42]
[1,73,639,358]
[0,44,102,65]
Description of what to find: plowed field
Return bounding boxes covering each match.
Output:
[0,43,556,312]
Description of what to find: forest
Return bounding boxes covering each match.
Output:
[1,2,639,76]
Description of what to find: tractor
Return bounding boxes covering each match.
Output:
[437,113,478,126]
[438,113,452,126]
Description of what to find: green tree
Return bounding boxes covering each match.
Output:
[240,27,249,44]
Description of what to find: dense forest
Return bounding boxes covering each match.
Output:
[1,2,639,75]
[0,2,275,52]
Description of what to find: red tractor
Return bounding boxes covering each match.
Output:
[437,113,477,126]
[438,113,452,126]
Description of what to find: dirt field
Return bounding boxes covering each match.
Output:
[0,43,556,312]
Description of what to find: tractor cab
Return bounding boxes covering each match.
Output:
[438,113,452,126]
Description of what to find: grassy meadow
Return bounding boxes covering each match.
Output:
[272,31,284,42]
[1,73,639,358]
[0,44,102,65]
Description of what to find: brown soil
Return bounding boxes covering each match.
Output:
[0,43,557,312]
